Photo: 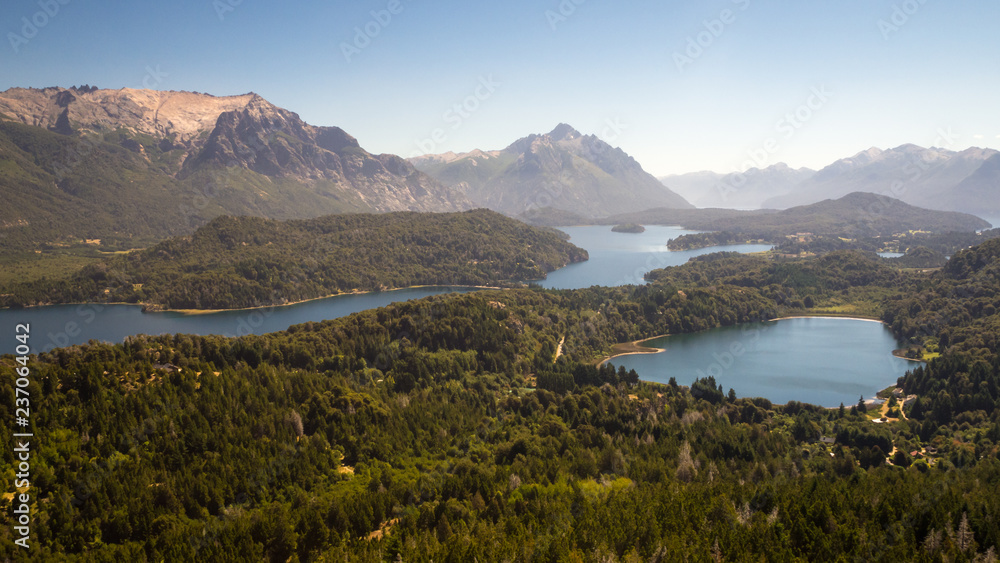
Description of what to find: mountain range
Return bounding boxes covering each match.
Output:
[659,164,816,209]
[409,124,692,218]
[763,145,999,214]
[661,145,1000,216]
[2,86,996,252]
[0,86,469,248]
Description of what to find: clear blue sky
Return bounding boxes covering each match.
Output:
[2,0,998,175]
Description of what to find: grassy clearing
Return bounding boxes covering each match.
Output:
[0,250,104,288]
[812,302,882,318]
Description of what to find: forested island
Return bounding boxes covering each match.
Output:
[611,223,645,233]
[2,236,999,560]
[0,210,588,311]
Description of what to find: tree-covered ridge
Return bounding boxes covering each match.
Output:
[607,192,990,236]
[645,250,908,312]
[1,242,1000,560]
[772,230,1000,258]
[667,227,1000,256]
[0,210,588,310]
[888,246,948,269]
[667,232,772,251]
[610,223,645,233]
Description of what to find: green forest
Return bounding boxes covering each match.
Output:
[667,227,1000,256]
[1,237,1000,560]
[0,210,588,311]
[611,224,646,234]
[606,192,990,237]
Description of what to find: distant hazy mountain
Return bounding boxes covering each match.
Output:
[605,192,990,237]
[410,124,692,218]
[945,153,1000,213]
[761,145,999,214]
[0,86,469,248]
[659,163,815,209]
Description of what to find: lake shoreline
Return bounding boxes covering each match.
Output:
[600,314,924,367]
[769,314,882,323]
[597,334,669,366]
[5,285,504,316]
[597,315,923,409]
[771,315,924,363]
[154,285,505,315]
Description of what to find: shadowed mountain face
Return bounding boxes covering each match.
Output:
[0,86,470,248]
[760,145,1000,215]
[179,95,465,212]
[410,124,692,218]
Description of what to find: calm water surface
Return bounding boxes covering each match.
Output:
[4,287,479,354]
[608,317,920,407]
[540,226,771,289]
[3,225,772,351]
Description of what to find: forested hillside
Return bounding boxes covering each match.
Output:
[0,210,587,310]
[1,239,999,560]
[609,193,990,237]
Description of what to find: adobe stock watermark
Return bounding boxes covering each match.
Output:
[191,443,299,555]
[178,125,287,229]
[597,117,627,146]
[141,65,169,89]
[212,0,244,22]
[50,66,168,184]
[878,0,931,40]
[411,75,500,156]
[857,126,957,225]
[7,0,72,54]
[713,85,833,204]
[695,322,769,382]
[51,134,100,181]
[38,265,134,353]
[673,0,751,71]
[545,0,588,31]
[65,401,182,509]
[341,0,407,64]
[228,293,282,338]
[372,300,446,372]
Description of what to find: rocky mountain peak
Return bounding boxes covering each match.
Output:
[411,125,692,217]
[547,123,582,141]
[0,87,480,250]
[0,86,259,144]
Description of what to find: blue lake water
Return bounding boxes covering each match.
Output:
[539,226,772,289]
[979,216,1000,232]
[3,224,924,407]
[4,287,479,355]
[607,317,919,407]
[2,225,773,351]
